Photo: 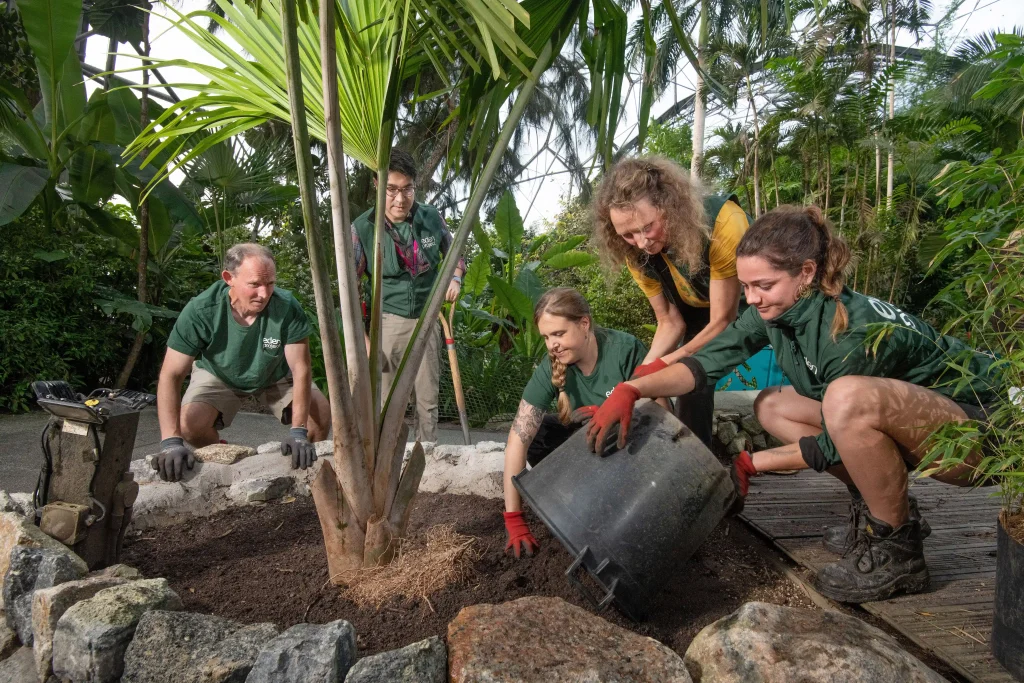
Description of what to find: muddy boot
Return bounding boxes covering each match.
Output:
[814,512,930,603]
[822,488,931,555]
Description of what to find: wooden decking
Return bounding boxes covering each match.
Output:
[739,470,1017,683]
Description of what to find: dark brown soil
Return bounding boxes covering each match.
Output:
[1003,509,1024,544]
[123,493,813,657]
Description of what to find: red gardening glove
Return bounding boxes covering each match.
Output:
[585,383,642,454]
[631,358,668,379]
[503,511,539,558]
[569,405,598,426]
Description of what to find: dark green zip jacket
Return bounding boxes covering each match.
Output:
[686,287,1002,468]
[351,202,451,319]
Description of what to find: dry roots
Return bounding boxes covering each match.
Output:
[343,525,481,609]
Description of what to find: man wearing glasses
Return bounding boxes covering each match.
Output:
[351,148,465,445]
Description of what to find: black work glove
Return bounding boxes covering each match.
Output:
[281,427,317,470]
[154,437,195,482]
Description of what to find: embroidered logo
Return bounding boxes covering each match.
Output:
[804,356,818,375]
[263,337,281,351]
[420,236,436,248]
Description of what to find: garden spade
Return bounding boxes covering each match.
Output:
[439,306,472,445]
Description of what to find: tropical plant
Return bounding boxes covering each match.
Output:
[461,190,597,359]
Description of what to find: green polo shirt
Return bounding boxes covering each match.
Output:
[167,281,312,393]
[522,327,648,410]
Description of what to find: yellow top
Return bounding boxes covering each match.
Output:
[626,200,748,308]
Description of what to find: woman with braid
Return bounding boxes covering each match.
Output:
[584,206,1003,603]
[502,288,649,558]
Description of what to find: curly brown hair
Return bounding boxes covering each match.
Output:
[592,156,708,274]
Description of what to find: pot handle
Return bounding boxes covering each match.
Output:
[565,546,618,611]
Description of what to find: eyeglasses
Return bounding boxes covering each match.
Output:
[386,185,416,198]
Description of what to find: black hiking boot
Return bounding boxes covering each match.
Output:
[814,512,930,603]
[822,487,931,555]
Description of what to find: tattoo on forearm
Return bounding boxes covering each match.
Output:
[511,400,543,444]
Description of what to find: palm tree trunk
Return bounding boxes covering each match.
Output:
[115,15,151,390]
[690,0,708,177]
[771,152,780,208]
[885,0,896,210]
[745,76,761,217]
[280,0,375,576]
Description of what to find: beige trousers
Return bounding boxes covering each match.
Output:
[380,312,441,443]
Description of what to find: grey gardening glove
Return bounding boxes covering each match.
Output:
[281,427,317,470]
[154,437,195,482]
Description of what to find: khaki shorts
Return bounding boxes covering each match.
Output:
[181,362,325,428]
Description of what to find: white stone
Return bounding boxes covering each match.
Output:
[181,462,233,493]
[474,441,505,453]
[129,458,160,485]
[231,452,297,484]
[419,446,503,499]
[228,477,293,504]
[256,442,281,455]
[315,440,333,456]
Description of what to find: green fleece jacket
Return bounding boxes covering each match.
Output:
[686,287,1001,467]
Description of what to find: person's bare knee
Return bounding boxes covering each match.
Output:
[180,403,219,447]
[307,392,330,442]
[822,376,882,433]
[753,386,786,426]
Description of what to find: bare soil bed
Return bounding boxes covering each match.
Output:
[122,492,814,658]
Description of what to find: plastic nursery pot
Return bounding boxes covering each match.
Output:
[513,401,737,621]
[992,511,1024,681]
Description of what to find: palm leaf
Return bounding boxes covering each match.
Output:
[121,0,533,190]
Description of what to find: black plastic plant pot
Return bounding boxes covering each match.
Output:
[993,512,1024,681]
[513,401,737,621]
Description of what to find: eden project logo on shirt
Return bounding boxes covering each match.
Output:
[263,337,281,351]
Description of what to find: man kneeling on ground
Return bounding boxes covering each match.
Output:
[154,243,329,481]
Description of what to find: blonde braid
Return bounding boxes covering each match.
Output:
[550,354,573,425]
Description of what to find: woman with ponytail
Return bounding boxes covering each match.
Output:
[584,205,1003,604]
[502,288,650,559]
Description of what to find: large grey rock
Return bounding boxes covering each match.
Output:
[740,414,764,436]
[448,596,691,682]
[245,620,355,683]
[51,578,182,683]
[0,513,88,610]
[4,547,87,645]
[0,646,36,682]
[122,610,278,683]
[345,636,445,683]
[33,575,128,682]
[684,602,948,683]
[716,419,739,445]
[89,564,142,581]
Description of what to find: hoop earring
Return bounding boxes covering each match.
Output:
[796,283,813,299]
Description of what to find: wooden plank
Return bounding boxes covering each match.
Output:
[739,470,1016,683]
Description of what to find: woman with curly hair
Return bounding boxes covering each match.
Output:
[593,156,749,448]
